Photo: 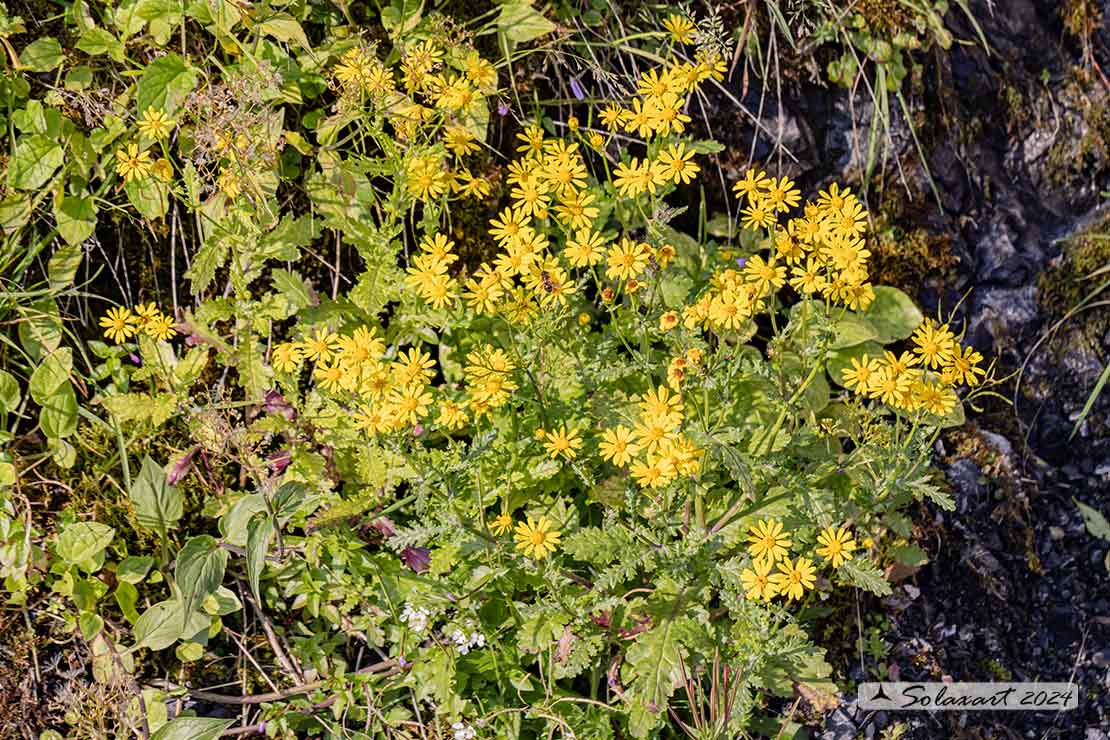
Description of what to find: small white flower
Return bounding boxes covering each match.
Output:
[400,603,430,634]
[452,721,476,739]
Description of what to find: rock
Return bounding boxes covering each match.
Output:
[947,459,986,513]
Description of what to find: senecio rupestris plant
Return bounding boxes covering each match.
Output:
[0,6,994,740]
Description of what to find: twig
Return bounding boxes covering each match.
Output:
[148,659,399,705]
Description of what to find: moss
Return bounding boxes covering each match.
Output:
[1043,70,1110,188]
[867,199,959,297]
[1039,213,1110,316]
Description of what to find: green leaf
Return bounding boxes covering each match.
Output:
[130,455,183,536]
[48,244,84,289]
[75,27,126,62]
[20,37,63,71]
[29,349,71,402]
[840,557,892,596]
[18,298,64,361]
[826,341,884,387]
[257,12,310,49]
[117,555,155,584]
[103,392,178,426]
[623,619,685,738]
[133,600,184,651]
[56,522,115,571]
[54,196,97,247]
[1076,499,1110,541]
[246,514,274,606]
[862,286,923,343]
[0,369,20,414]
[497,0,555,44]
[125,176,169,220]
[271,269,314,311]
[829,314,878,349]
[174,535,228,616]
[39,382,77,438]
[8,134,64,190]
[890,544,928,567]
[135,53,198,115]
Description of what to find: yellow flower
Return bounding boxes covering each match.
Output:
[656,142,700,185]
[740,557,777,601]
[543,425,583,461]
[841,354,881,395]
[605,238,650,281]
[815,526,857,568]
[490,512,513,535]
[911,319,956,369]
[732,168,770,201]
[769,557,816,601]
[914,380,957,417]
[514,515,561,560]
[945,345,986,386]
[659,311,679,331]
[115,144,152,182]
[599,104,624,131]
[565,229,606,267]
[388,383,433,426]
[137,107,174,140]
[301,328,340,363]
[144,312,176,341]
[599,425,638,466]
[444,125,479,157]
[746,518,792,564]
[99,306,138,343]
[639,385,683,427]
[763,176,801,213]
[272,342,303,374]
[662,14,697,44]
[516,124,545,156]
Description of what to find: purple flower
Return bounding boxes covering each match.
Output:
[129,352,141,365]
[497,102,510,116]
[570,78,585,100]
[267,449,292,475]
[166,445,200,485]
[735,257,747,268]
[402,546,431,573]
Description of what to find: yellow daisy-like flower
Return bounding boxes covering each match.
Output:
[732,168,771,201]
[659,311,679,331]
[514,515,561,560]
[144,312,176,341]
[656,142,700,185]
[137,107,175,140]
[911,319,956,369]
[740,557,778,601]
[490,512,513,535]
[769,557,816,601]
[815,526,857,569]
[841,354,881,395]
[543,425,583,461]
[662,14,697,44]
[99,306,138,343]
[272,342,304,374]
[301,328,340,363]
[746,518,792,564]
[945,345,987,387]
[115,144,152,183]
[599,425,638,467]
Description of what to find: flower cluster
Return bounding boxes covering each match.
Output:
[599,385,704,489]
[840,318,985,416]
[740,519,859,602]
[98,304,177,343]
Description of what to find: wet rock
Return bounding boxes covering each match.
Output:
[947,459,986,514]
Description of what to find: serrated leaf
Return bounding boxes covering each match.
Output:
[75,27,126,62]
[130,455,183,536]
[623,618,685,738]
[841,557,892,596]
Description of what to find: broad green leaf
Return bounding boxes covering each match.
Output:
[56,522,115,571]
[20,37,63,71]
[117,555,155,584]
[54,196,97,247]
[133,600,184,651]
[47,244,84,288]
[39,382,77,438]
[0,193,32,233]
[246,514,274,606]
[115,581,140,623]
[8,134,64,190]
[862,286,923,343]
[219,493,267,547]
[1076,499,1110,541]
[75,27,126,62]
[623,618,685,738]
[890,544,928,567]
[125,176,169,220]
[0,369,20,414]
[174,535,228,616]
[29,348,72,401]
[257,12,309,49]
[829,314,878,349]
[103,392,178,426]
[130,455,183,536]
[497,0,555,44]
[135,53,197,115]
